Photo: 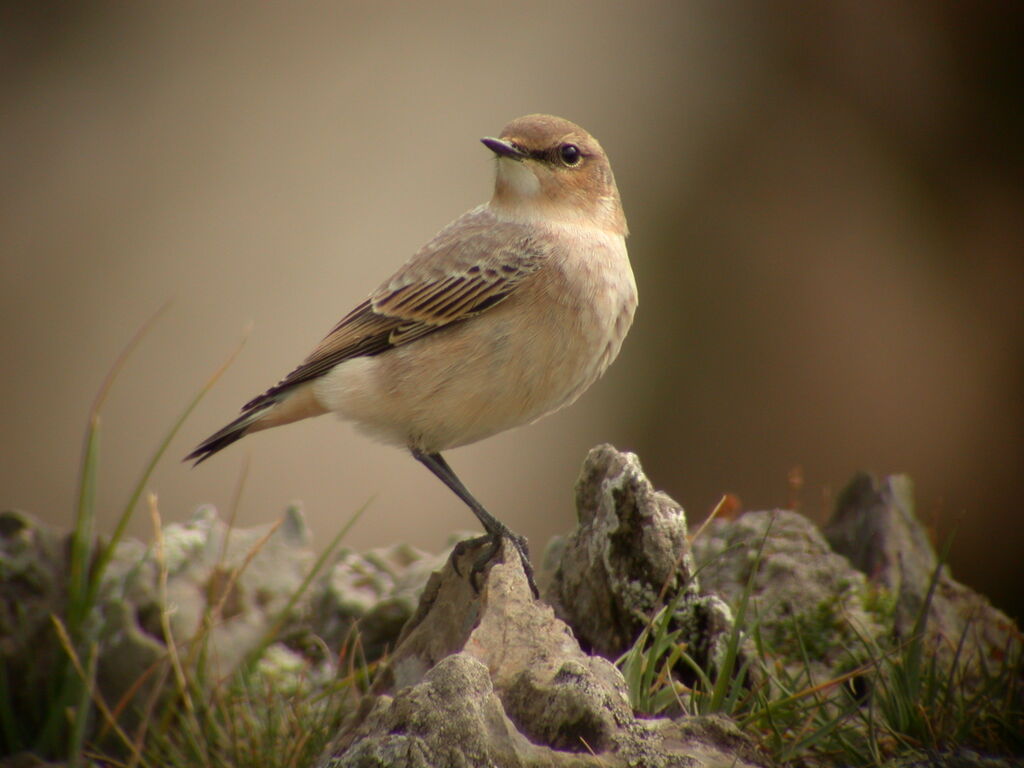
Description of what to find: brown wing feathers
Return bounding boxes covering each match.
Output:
[186,214,547,464]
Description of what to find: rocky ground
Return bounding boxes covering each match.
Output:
[1,445,1020,767]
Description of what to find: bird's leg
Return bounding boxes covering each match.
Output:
[411,448,538,598]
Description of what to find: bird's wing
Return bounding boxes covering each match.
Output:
[241,210,549,412]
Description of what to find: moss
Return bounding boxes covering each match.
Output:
[767,595,846,661]
[861,581,898,625]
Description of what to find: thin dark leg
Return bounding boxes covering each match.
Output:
[412,448,538,597]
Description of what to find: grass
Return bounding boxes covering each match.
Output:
[0,314,364,767]
[117,608,366,768]
[617,516,1024,766]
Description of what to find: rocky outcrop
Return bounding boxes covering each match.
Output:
[542,446,734,681]
[321,537,764,768]
[2,447,1019,767]
[826,472,1019,688]
[691,507,889,687]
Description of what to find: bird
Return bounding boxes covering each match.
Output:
[186,114,636,596]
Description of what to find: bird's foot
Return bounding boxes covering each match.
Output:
[451,531,538,598]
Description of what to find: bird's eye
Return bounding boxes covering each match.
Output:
[559,143,582,167]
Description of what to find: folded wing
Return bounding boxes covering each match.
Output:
[245,216,547,414]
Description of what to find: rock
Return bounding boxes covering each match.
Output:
[542,445,734,678]
[0,504,320,735]
[691,508,887,684]
[0,510,70,708]
[322,537,765,768]
[310,541,449,662]
[825,473,937,629]
[826,473,1020,687]
[145,503,315,677]
[0,512,85,762]
[9,450,1018,767]
[325,653,554,768]
[689,472,1023,756]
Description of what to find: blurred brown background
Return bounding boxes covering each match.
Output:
[2,2,1022,620]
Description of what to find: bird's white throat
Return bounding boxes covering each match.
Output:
[497,157,541,199]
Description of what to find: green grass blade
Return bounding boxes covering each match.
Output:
[69,302,170,628]
[66,642,98,768]
[67,422,100,628]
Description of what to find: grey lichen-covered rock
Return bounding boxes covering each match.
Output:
[331,654,764,768]
[692,508,886,682]
[325,653,552,768]
[0,510,66,654]
[542,445,734,676]
[659,715,765,768]
[0,510,73,723]
[95,596,167,719]
[145,503,315,676]
[826,472,1020,686]
[15,448,1020,766]
[323,537,765,768]
[0,504,319,729]
[310,542,448,662]
[0,509,168,732]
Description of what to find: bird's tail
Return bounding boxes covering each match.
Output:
[184,404,274,465]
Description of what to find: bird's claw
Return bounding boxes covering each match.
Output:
[451,532,539,598]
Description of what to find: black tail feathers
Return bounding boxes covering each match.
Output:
[184,405,270,465]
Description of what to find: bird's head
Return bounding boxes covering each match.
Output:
[483,114,627,236]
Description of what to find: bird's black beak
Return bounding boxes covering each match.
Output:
[481,137,526,160]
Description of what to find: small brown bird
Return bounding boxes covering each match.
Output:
[186,114,636,595]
